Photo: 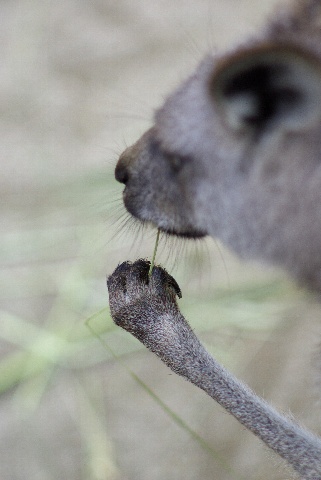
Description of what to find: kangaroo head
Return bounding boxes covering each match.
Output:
[115,1,321,290]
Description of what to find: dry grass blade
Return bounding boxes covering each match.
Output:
[148,229,160,277]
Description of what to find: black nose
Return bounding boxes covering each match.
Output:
[115,160,129,185]
[115,146,133,185]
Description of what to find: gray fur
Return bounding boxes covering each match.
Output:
[108,1,321,478]
[108,260,321,479]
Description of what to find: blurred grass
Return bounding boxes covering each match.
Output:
[0,165,303,479]
[0,1,306,478]
[1,164,299,395]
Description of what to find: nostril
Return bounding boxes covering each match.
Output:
[115,161,129,185]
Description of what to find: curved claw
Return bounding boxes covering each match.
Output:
[151,265,182,299]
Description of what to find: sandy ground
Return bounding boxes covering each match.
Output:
[1,1,321,479]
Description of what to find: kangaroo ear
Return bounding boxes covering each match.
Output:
[210,44,321,134]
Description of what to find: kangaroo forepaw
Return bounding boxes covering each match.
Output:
[107,259,181,337]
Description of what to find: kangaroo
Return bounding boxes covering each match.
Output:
[107,1,321,478]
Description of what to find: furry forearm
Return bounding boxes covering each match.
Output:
[108,260,321,479]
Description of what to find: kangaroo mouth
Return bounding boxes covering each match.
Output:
[158,226,206,240]
[123,189,207,240]
[131,214,207,240]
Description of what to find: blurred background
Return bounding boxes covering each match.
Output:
[1,1,321,479]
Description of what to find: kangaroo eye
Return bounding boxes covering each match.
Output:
[148,138,187,173]
[168,154,184,172]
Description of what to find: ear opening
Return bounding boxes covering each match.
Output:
[210,44,321,134]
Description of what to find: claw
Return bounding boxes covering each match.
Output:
[151,265,182,299]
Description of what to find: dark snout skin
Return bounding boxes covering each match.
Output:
[115,154,129,185]
[115,141,141,186]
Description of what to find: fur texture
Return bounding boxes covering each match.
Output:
[108,260,321,479]
[108,1,321,478]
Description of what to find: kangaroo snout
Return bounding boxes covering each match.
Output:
[115,147,134,185]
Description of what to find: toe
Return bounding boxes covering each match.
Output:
[107,261,132,294]
[151,266,182,299]
[128,259,151,285]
